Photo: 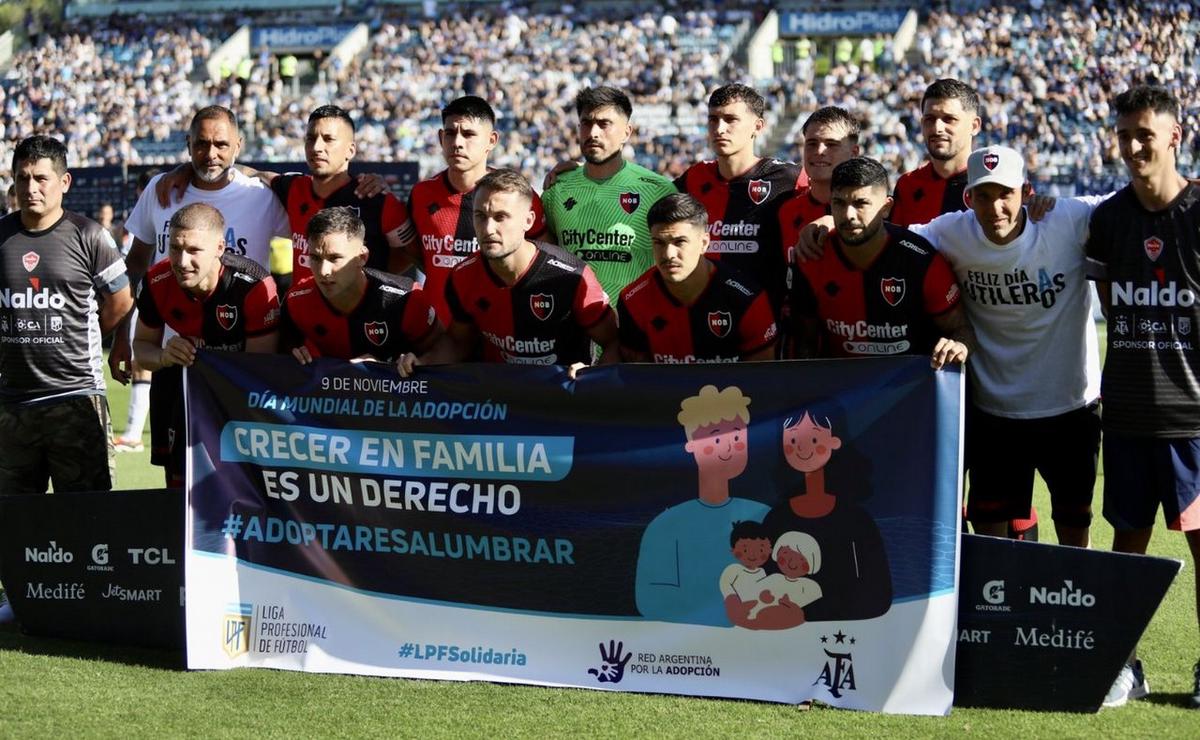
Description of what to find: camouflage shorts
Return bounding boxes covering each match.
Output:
[0,394,115,496]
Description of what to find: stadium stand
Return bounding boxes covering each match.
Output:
[0,2,1196,200]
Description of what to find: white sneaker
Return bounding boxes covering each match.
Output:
[1103,660,1149,708]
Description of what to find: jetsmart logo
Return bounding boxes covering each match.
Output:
[0,287,68,309]
[25,541,74,563]
[1112,281,1197,307]
[1029,580,1096,608]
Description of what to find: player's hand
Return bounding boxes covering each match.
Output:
[108,336,132,384]
[397,352,420,377]
[796,219,833,262]
[1025,193,1056,222]
[542,159,581,190]
[354,173,387,199]
[291,346,314,365]
[930,338,968,370]
[566,361,588,380]
[155,164,192,207]
[161,336,199,368]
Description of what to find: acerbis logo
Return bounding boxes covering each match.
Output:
[1029,580,1096,608]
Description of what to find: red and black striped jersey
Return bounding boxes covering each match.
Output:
[890,162,969,227]
[791,223,961,357]
[281,269,437,362]
[408,170,546,326]
[445,241,611,366]
[271,173,415,280]
[674,158,807,310]
[136,252,279,348]
[618,260,777,363]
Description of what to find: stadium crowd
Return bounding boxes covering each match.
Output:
[1,2,1195,196]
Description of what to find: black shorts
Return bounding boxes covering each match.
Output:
[965,401,1101,527]
[149,368,185,481]
[1103,433,1200,532]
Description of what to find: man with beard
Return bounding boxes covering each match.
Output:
[542,87,676,301]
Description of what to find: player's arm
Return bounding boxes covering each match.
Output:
[587,310,619,366]
[132,318,200,370]
[737,291,778,362]
[99,284,134,336]
[617,299,652,362]
[381,194,418,274]
[574,266,618,366]
[930,303,974,370]
[397,319,476,376]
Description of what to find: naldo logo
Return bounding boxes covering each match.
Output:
[1029,580,1096,608]
[25,541,73,564]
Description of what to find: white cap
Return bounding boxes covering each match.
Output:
[966,145,1026,191]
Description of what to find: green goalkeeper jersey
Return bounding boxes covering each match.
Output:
[543,161,678,299]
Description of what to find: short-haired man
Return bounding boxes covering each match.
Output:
[401,169,617,375]
[1084,85,1200,709]
[133,204,280,486]
[779,106,862,249]
[282,207,441,367]
[543,87,677,300]
[408,96,547,325]
[618,193,777,363]
[675,83,807,315]
[0,135,133,495]
[902,146,1103,549]
[119,106,289,379]
[890,79,981,228]
[790,157,973,368]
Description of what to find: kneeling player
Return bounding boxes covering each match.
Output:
[133,204,280,486]
[282,207,442,366]
[790,157,974,368]
[400,169,617,376]
[618,193,777,363]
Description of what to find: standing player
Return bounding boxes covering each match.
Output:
[132,204,279,486]
[675,84,807,316]
[892,79,1041,542]
[400,169,617,374]
[902,146,1103,548]
[0,135,133,496]
[542,87,677,301]
[282,207,441,365]
[618,193,777,363]
[790,157,973,367]
[778,107,862,253]
[408,96,547,325]
[890,79,981,228]
[1085,86,1200,709]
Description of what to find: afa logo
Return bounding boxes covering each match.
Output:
[880,277,906,307]
[708,310,732,338]
[748,179,771,205]
[216,304,238,331]
[619,192,640,215]
[530,294,554,321]
[364,321,389,346]
[1144,236,1164,262]
[222,602,254,658]
[813,632,857,699]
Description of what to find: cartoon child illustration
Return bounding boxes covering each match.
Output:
[636,385,770,626]
[748,531,823,620]
[762,402,892,621]
[719,520,772,610]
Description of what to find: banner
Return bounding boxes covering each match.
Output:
[778,10,908,37]
[185,354,962,714]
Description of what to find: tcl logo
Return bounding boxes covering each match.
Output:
[128,547,176,565]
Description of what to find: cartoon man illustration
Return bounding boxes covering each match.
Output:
[635,385,770,626]
[762,405,892,621]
